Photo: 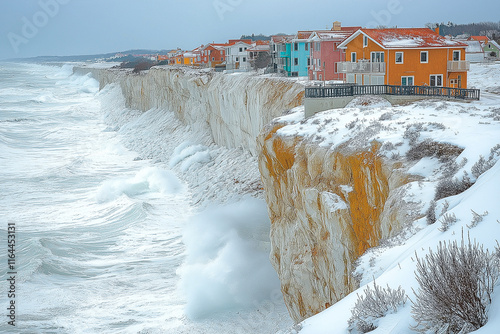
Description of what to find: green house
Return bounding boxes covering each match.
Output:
[484,40,500,59]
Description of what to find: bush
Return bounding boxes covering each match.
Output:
[406,139,463,161]
[426,200,437,225]
[411,234,500,333]
[438,212,458,232]
[435,173,474,201]
[348,282,407,333]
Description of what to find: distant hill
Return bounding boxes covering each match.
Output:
[240,34,272,41]
[4,49,172,63]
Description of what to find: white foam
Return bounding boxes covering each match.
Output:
[95,166,183,203]
[178,197,281,319]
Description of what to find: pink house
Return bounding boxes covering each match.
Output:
[308,23,360,81]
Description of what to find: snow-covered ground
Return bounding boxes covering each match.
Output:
[278,62,500,334]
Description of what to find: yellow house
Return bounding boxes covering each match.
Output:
[337,28,469,88]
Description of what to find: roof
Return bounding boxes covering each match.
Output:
[459,40,484,53]
[340,28,467,49]
[271,35,294,43]
[295,31,314,40]
[227,39,252,46]
[202,43,228,51]
[310,28,359,42]
[247,44,270,52]
[470,36,489,42]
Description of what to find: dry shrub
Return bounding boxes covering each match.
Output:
[348,282,407,333]
[412,234,500,333]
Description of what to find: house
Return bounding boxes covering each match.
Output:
[308,22,360,81]
[225,39,253,71]
[247,40,271,70]
[337,28,469,88]
[460,40,485,63]
[483,39,500,59]
[290,31,313,77]
[269,35,294,75]
[200,43,227,68]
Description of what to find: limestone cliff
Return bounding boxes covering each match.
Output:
[257,116,417,323]
[74,66,304,156]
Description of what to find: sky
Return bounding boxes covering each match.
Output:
[0,0,499,60]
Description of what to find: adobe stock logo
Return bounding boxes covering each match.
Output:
[7,0,70,54]
[366,0,403,28]
[213,0,242,21]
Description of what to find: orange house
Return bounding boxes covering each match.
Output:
[337,28,469,88]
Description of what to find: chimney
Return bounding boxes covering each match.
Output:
[333,21,341,31]
[434,24,440,35]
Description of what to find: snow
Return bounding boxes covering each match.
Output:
[279,62,500,334]
[382,37,425,48]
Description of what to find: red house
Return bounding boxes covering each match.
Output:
[200,43,227,68]
[308,22,360,81]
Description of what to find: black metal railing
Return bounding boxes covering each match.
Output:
[305,85,480,100]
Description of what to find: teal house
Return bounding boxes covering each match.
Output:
[289,31,313,77]
[270,35,293,76]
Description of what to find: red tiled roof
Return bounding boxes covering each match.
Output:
[362,28,467,48]
[296,31,313,39]
[470,36,489,42]
[227,39,252,45]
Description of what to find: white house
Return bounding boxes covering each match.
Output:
[225,40,252,71]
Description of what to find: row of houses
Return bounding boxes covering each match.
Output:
[156,39,271,71]
[158,21,500,89]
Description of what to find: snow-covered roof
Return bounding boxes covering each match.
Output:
[340,28,467,49]
[309,30,357,42]
[247,44,270,52]
[271,35,294,44]
[460,40,484,53]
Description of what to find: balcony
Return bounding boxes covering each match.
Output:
[337,60,386,74]
[448,60,470,72]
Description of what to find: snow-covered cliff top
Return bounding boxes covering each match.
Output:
[280,63,500,334]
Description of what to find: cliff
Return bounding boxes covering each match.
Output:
[74,65,304,156]
[257,109,417,322]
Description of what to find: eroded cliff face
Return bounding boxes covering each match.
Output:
[74,66,304,156]
[258,121,415,323]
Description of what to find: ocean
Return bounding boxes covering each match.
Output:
[0,63,291,333]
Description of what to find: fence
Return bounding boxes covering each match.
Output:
[305,84,480,100]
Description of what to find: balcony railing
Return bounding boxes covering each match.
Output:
[305,84,480,100]
[448,60,470,72]
[337,60,386,74]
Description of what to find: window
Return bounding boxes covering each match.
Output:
[212,57,215,61]
[395,52,404,64]
[307,58,310,66]
[236,57,239,62]
[315,42,321,51]
[371,51,385,63]
[430,74,443,87]
[420,51,428,63]
[351,52,356,62]
[363,35,368,47]
[453,50,460,61]
[239,47,243,52]
[243,57,246,62]
[294,43,298,51]
[294,58,298,66]
[305,43,309,51]
[401,76,414,86]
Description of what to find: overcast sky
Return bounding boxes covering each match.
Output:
[1,0,499,60]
